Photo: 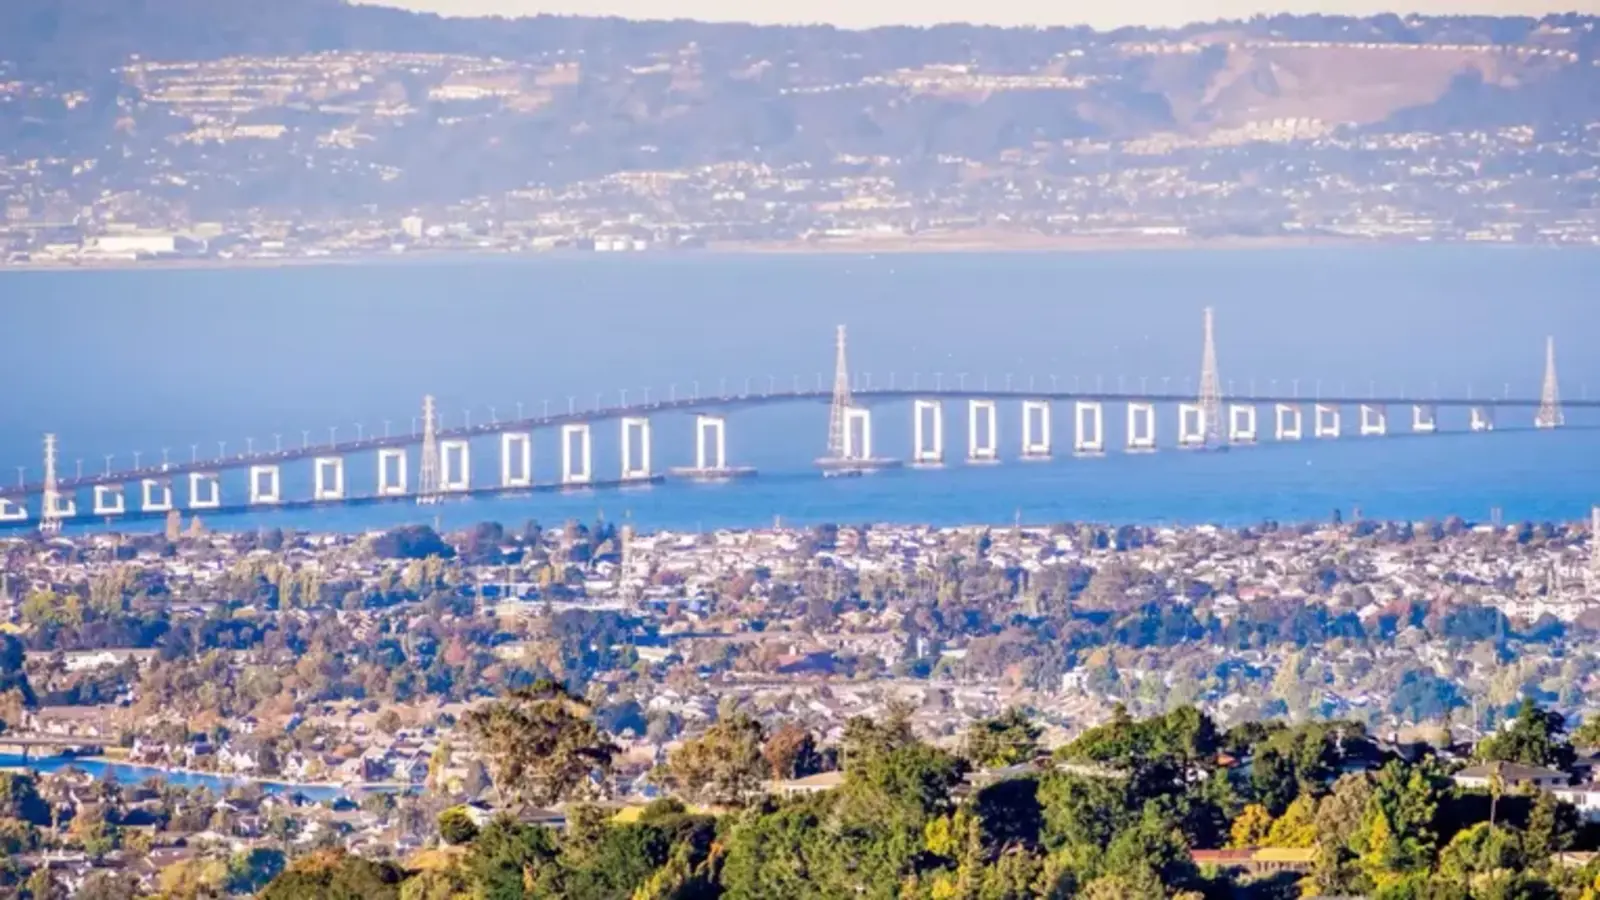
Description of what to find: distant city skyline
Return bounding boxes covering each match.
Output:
[365,0,1587,29]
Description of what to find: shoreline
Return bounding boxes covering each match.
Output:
[48,755,354,792]
[1,233,1591,274]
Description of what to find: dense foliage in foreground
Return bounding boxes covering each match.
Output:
[254,696,1600,900]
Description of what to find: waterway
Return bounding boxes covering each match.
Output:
[2,246,1599,532]
[0,754,346,800]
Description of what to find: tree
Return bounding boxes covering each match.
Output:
[964,708,1043,769]
[1523,789,1575,866]
[1263,794,1317,848]
[1476,699,1575,770]
[657,713,768,807]
[763,723,823,780]
[257,849,404,900]
[839,701,916,770]
[460,680,619,810]
[437,806,480,845]
[76,872,139,900]
[1228,803,1273,848]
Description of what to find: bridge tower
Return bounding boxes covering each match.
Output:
[39,434,62,534]
[1535,336,1563,429]
[417,394,441,504]
[1198,307,1223,446]
[825,325,853,461]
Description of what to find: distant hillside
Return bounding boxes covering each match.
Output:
[0,1,1595,232]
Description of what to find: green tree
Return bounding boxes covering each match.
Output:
[657,713,768,807]
[437,806,480,846]
[460,680,619,811]
[1263,794,1317,848]
[1476,699,1575,770]
[964,708,1042,769]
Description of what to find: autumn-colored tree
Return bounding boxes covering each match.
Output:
[1227,804,1273,849]
[763,723,823,780]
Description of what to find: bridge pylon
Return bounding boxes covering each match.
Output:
[417,394,441,504]
[825,325,853,460]
[40,434,63,534]
[1535,336,1563,429]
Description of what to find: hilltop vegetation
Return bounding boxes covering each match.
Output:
[249,695,1600,900]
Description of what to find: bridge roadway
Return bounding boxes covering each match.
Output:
[4,388,1587,500]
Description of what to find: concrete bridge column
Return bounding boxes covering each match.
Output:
[1021,400,1051,460]
[313,457,345,501]
[1228,404,1257,444]
[45,490,76,520]
[1126,402,1157,452]
[141,479,173,513]
[188,473,221,510]
[0,498,28,522]
[621,418,652,481]
[1177,403,1206,448]
[1359,404,1388,437]
[440,440,471,492]
[1411,405,1437,434]
[843,407,873,461]
[249,465,281,504]
[1471,406,1495,433]
[377,449,408,496]
[967,400,998,463]
[561,424,592,485]
[93,485,125,516]
[1275,404,1303,441]
[1074,401,1104,456]
[912,400,944,467]
[500,433,533,488]
[1314,404,1341,439]
[694,415,727,471]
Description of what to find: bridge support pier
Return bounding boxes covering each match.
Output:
[843,407,874,461]
[377,449,408,496]
[620,418,652,482]
[249,465,281,504]
[1359,404,1388,437]
[188,472,220,510]
[1411,405,1437,434]
[141,479,173,513]
[1228,404,1257,444]
[1177,403,1206,449]
[440,440,471,492]
[500,433,533,489]
[912,400,944,467]
[967,400,998,464]
[1314,404,1341,439]
[1126,402,1156,452]
[45,491,76,521]
[692,415,729,474]
[313,457,345,501]
[1275,404,1302,441]
[0,498,27,522]
[561,424,592,486]
[92,485,125,517]
[1471,406,1495,433]
[1021,401,1052,461]
[1074,401,1104,456]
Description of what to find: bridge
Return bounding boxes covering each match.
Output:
[0,309,1583,530]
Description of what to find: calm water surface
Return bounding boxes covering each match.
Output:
[2,247,1598,531]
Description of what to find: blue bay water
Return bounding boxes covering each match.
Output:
[2,246,1599,532]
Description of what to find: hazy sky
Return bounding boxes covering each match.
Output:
[370,0,1593,30]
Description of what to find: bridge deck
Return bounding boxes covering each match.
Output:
[2,389,1587,500]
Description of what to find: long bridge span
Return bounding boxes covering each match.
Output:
[1,310,1583,529]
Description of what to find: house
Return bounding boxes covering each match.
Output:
[1453,762,1569,792]
[769,771,846,797]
